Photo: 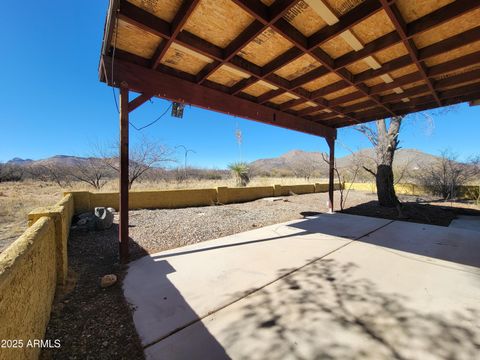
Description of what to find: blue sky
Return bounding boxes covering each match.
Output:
[1,1,479,168]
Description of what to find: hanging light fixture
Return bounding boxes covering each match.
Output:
[171,102,185,118]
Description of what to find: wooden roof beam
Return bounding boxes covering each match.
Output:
[196,0,301,84]
[150,0,201,69]
[102,55,337,139]
[333,0,480,70]
[342,84,480,125]
[380,0,441,106]
[233,0,397,118]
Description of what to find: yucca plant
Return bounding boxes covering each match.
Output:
[228,162,250,187]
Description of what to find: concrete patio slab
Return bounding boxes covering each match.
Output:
[449,215,480,232]
[145,219,480,360]
[360,220,480,270]
[124,214,391,346]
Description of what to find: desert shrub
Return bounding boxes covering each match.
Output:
[417,150,468,200]
[228,162,250,187]
[0,163,23,182]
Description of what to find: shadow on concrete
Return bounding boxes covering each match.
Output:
[148,214,392,261]
[342,200,480,227]
[149,209,480,269]
[42,221,229,359]
[289,215,480,269]
[126,257,230,359]
[217,259,480,359]
[149,232,309,260]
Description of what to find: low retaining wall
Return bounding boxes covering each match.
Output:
[66,183,342,213]
[0,194,74,360]
[346,182,480,200]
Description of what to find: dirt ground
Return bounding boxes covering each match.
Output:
[39,191,480,359]
[0,177,329,252]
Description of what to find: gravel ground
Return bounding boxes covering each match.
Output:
[128,193,334,253]
[40,191,480,359]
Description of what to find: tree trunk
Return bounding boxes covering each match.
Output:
[374,118,401,207]
[376,164,398,207]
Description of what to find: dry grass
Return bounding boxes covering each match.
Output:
[99,176,329,191]
[2,176,478,252]
[0,181,66,246]
[0,177,327,248]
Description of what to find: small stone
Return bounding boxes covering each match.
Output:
[100,274,117,288]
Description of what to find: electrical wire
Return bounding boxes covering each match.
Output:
[109,11,171,132]
[129,104,172,131]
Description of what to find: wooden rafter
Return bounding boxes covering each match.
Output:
[150,0,200,69]
[380,0,441,106]
[233,0,397,117]
[196,0,301,84]
[102,56,337,139]
[103,0,480,127]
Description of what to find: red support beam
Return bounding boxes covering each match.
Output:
[327,137,335,213]
[103,56,337,139]
[110,0,480,125]
[119,84,130,263]
[128,93,153,112]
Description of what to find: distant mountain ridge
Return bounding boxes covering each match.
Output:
[249,148,442,173]
[7,149,441,171]
[6,155,98,167]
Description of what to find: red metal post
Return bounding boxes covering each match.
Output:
[119,84,130,263]
[327,137,335,213]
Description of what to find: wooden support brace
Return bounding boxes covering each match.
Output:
[327,136,335,213]
[119,84,130,263]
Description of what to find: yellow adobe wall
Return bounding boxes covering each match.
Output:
[66,183,342,213]
[345,182,479,199]
[27,194,74,285]
[0,217,57,360]
[217,186,274,204]
[279,184,316,196]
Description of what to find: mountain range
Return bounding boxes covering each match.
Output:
[249,148,441,173]
[8,149,442,172]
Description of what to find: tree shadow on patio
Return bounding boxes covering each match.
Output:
[219,259,480,360]
[342,200,480,226]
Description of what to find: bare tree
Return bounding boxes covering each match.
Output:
[289,157,323,181]
[100,137,175,188]
[26,163,71,187]
[0,163,23,182]
[321,153,360,211]
[356,117,403,208]
[69,158,110,189]
[418,150,470,200]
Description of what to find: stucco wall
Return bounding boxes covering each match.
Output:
[0,217,57,360]
[27,194,74,285]
[346,182,480,199]
[67,183,340,213]
[0,194,74,360]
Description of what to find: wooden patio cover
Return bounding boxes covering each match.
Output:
[98,0,480,261]
[100,0,480,135]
